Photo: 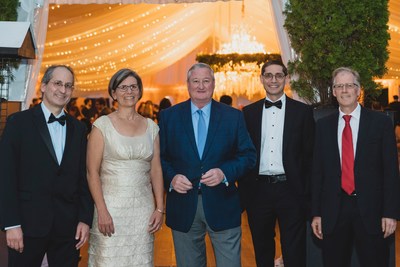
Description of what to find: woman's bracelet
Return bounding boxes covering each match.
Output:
[156,208,165,214]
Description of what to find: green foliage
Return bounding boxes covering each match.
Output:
[0,0,21,86]
[196,53,281,72]
[0,59,20,85]
[284,0,390,105]
[0,0,19,21]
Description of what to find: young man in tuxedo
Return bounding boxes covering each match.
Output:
[0,65,93,266]
[241,59,315,267]
[311,67,400,266]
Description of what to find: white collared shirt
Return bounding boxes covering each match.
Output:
[41,103,67,165]
[337,104,361,162]
[259,95,286,175]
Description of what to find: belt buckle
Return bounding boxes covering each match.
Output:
[268,176,278,184]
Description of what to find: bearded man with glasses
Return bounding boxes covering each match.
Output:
[240,59,315,267]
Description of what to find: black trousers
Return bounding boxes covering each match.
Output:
[7,228,79,267]
[322,194,391,267]
[246,180,306,267]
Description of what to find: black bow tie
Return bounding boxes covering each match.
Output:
[265,100,282,109]
[48,113,66,126]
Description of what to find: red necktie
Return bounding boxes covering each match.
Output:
[341,115,355,195]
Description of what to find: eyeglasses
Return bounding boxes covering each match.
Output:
[117,84,139,92]
[50,80,74,90]
[332,83,359,90]
[262,73,286,81]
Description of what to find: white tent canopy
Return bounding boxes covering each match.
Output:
[21,0,400,103]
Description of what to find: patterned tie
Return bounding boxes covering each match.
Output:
[197,110,206,158]
[341,115,355,195]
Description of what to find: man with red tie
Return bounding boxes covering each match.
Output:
[311,67,400,266]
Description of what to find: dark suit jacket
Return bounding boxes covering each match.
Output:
[159,99,256,232]
[240,96,315,209]
[0,105,93,237]
[311,107,400,234]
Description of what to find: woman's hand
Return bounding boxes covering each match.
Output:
[148,209,164,234]
[97,208,115,237]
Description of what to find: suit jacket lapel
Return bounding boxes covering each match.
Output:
[32,105,58,164]
[180,100,199,159]
[202,100,221,159]
[354,107,369,167]
[329,112,342,172]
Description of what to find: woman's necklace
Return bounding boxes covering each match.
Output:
[116,110,138,121]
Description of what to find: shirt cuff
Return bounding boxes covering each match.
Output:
[222,176,229,187]
[5,225,21,230]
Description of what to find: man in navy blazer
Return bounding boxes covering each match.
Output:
[0,65,93,266]
[159,63,256,267]
[311,67,400,266]
[240,59,315,267]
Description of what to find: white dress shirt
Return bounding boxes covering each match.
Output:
[337,104,361,163]
[41,103,67,165]
[259,95,286,175]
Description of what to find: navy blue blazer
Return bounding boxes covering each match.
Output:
[159,99,256,232]
[311,107,400,234]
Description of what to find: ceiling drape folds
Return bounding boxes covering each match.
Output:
[49,0,233,4]
[34,0,400,99]
[41,0,280,96]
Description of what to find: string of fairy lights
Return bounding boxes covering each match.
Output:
[42,1,278,95]
[41,0,400,97]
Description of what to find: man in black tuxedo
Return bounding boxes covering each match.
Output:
[311,67,400,266]
[0,65,93,266]
[241,59,315,267]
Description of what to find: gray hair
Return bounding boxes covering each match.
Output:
[187,63,215,82]
[332,67,360,87]
[41,65,75,85]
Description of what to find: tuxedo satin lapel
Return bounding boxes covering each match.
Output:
[282,97,295,156]
[253,100,264,151]
[202,100,221,159]
[354,108,369,167]
[32,106,58,164]
[180,100,199,158]
[60,115,75,166]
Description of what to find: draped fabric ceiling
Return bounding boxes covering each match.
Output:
[40,0,400,101]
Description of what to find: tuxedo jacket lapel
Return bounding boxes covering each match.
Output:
[282,98,295,156]
[60,115,75,166]
[252,100,264,151]
[33,106,58,165]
